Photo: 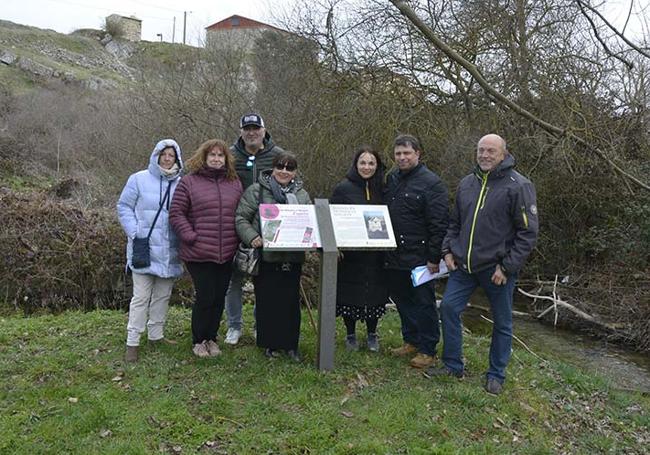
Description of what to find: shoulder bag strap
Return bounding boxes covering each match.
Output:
[146,182,172,239]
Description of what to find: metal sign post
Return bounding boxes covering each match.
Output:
[313,199,338,371]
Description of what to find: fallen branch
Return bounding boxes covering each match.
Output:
[300,282,318,334]
[468,302,530,318]
[517,287,618,332]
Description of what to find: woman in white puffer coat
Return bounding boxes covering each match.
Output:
[117,139,184,362]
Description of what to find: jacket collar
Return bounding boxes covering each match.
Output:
[233,132,275,157]
[473,154,515,180]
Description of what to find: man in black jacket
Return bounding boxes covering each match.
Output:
[385,134,449,369]
[224,113,284,345]
[424,134,538,395]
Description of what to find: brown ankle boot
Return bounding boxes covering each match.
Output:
[125,346,139,363]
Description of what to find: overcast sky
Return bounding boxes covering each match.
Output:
[2,0,296,46]
[3,0,649,47]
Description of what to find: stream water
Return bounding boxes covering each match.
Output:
[461,294,650,393]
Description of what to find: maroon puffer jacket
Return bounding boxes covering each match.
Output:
[169,167,243,264]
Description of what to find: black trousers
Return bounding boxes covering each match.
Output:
[253,261,302,351]
[186,261,232,344]
[388,270,439,356]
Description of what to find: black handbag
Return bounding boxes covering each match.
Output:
[234,242,260,276]
[131,183,171,269]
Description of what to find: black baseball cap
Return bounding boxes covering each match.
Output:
[240,113,265,128]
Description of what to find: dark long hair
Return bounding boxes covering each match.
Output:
[347,145,385,203]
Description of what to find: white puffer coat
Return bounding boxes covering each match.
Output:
[117,139,184,277]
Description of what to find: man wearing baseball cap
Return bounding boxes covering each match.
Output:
[224,113,286,345]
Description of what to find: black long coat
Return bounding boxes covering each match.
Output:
[330,168,388,311]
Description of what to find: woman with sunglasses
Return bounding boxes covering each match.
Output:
[235,152,311,361]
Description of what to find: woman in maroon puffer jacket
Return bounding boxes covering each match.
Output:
[169,139,243,359]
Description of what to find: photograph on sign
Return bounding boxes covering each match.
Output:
[259,204,321,250]
[329,204,396,249]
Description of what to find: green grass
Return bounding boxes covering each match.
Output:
[0,306,648,454]
[0,65,36,94]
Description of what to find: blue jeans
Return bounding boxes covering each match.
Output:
[440,267,516,383]
[388,270,439,356]
[224,267,245,330]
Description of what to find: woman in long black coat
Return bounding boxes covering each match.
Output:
[330,145,388,352]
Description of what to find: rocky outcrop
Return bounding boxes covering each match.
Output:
[16,57,54,77]
[0,50,16,65]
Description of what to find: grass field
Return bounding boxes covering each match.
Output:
[0,305,648,454]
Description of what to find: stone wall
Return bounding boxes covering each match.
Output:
[106,14,141,42]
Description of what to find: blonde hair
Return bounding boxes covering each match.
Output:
[184,139,238,180]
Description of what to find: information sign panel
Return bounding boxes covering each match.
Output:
[259,204,322,250]
[329,204,396,249]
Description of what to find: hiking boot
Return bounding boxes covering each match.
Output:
[484,377,503,395]
[224,328,241,345]
[125,345,139,363]
[423,366,464,379]
[367,333,379,352]
[410,353,436,369]
[192,342,210,358]
[205,340,221,357]
[345,334,359,352]
[391,343,417,357]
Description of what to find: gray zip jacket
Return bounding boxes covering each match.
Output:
[442,154,538,275]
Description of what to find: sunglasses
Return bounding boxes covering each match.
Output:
[274,163,297,172]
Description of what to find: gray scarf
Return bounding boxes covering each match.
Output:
[269,176,299,204]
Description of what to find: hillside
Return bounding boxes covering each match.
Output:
[0,19,196,93]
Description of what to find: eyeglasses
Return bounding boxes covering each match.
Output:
[274,163,297,172]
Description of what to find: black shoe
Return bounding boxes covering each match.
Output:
[423,366,464,379]
[286,349,302,362]
[264,348,280,359]
[484,377,503,395]
[345,334,359,352]
[367,333,379,352]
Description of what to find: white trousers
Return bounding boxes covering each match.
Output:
[126,272,175,346]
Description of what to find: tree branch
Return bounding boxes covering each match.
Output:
[576,0,650,60]
[576,0,634,69]
[388,0,650,192]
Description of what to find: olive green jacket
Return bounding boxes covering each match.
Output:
[236,170,311,263]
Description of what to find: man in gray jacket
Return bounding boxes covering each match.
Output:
[424,134,538,395]
[224,113,284,345]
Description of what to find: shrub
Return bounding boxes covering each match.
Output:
[102,17,125,40]
[0,188,127,313]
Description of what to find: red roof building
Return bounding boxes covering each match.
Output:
[205,15,288,34]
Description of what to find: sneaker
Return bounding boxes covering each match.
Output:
[391,343,417,357]
[345,334,359,351]
[367,333,379,352]
[484,377,503,395]
[192,342,210,358]
[125,345,139,363]
[410,353,436,369]
[224,328,242,345]
[423,366,464,379]
[205,340,221,357]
